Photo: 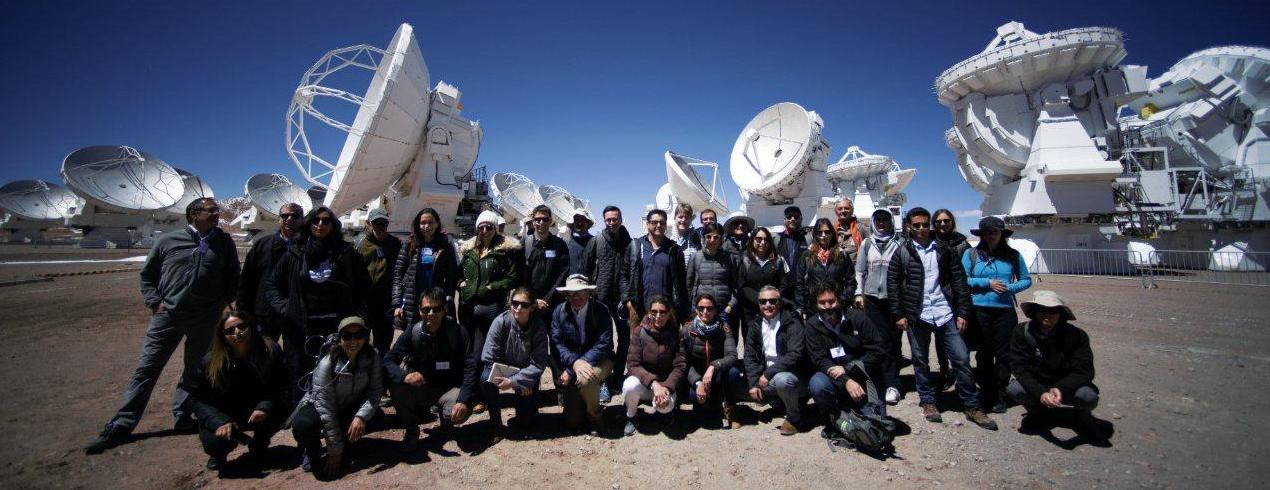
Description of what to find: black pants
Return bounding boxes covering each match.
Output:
[969,306,1018,407]
[283,315,340,405]
[366,307,395,358]
[291,404,354,457]
[198,410,284,460]
[863,296,901,390]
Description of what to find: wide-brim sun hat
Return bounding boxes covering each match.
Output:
[1020,290,1075,321]
[556,274,598,293]
[723,211,755,232]
[971,215,1014,238]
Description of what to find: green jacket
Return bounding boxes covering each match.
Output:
[459,235,523,305]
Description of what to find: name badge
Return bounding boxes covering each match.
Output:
[422,247,433,256]
[545,250,556,258]
[436,361,451,370]
[830,346,846,358]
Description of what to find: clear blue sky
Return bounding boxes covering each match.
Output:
[2,1,1266,229]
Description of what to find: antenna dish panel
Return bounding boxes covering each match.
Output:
[286,23,431,213]
[654,183,677,211]
[665,151,728,212]
[0,180,82,221]
[60,145,184,212]
[245,173,312,219]
[826,146,896,183]
[164,169,214,216]
[729,102,828,201]
[538,185,577,222]
[490,172,543,218]
[885,169,917,195]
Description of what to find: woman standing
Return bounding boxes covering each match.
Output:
[291,317,384,479]
[853,209,904,405]
[622,295,687,437]
[392,208,460,329]
[459,210,523,353]
[265,207,370,398]
[183,308,288,475]
[794,218,857,317]
[681,294,746,429]
[963,216,1031,413]
[686,223,739,336]
[736,227,789,336]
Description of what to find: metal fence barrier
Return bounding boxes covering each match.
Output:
[1029,248,1156,288]
[1026,248,1270,288]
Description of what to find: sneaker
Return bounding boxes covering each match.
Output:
[965,409,999,431]
[84,424,128,455]
[623,416,637,437]
[885,387,901,405]
[173,416,198,434]
[990,400,1010,414]
[300,453,312,473]
[921,403,942,423]
[599,384,612,404]
[399,428,420,453]
[778,420,798,436]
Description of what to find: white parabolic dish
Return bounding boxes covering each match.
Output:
[286,23,431,213]
[538,185,577,222]
[665,152,727,212]
[0,180,82,221]
[826,146,895,182]
[729,102,825,201]
[163,169,214,216]
[245,173,313,219]
[60,145,184,213]
[490,172,542,218]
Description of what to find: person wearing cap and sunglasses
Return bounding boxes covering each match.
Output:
[459,210,524,358]
[357,208,403,358]
[291,317,384,479]
[87,197,241,454]
[1008,291,1108,443]
[887,207,997,430]
[479,288,550,441]
[264,206,371,407]
[963,216,1031,413]
[238,202,305,342]
[549,275,614,434]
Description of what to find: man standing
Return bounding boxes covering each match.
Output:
[630,209,688,319]
[776,205,807,269]
[670,203,701,266]
[87,198,241,454]
[566,210,594,276]
[834,198,868,262]
[237,202,303,341]
[743,286,810,436]
[583,205,634,402]
[358,208,403,356]
[524,205,571,314]
[699,208,718,229]
[887,207,997,430]
[383,287,477,452]
[550,275,614,435]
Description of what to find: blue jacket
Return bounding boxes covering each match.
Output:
[550,300,615,377]
[961,247,1031,309]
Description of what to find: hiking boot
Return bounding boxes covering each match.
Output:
[473,403,487,414]
[84,424,128,455]
[723,405,740,430]
[965,409,999,431]
[623,416,638,437]
[399,428,420,453]
[885,387,901,405]
[173,416,198,434]
[921,403,942,423]
[779,420,798,436]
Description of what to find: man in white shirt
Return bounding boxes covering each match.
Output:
[742,286,810,436]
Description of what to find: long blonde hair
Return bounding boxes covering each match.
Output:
[207,306,275,390]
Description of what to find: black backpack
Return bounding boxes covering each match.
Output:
[828,409,895,455]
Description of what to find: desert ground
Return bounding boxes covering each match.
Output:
[1,243,1268,489]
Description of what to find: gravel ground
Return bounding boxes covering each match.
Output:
[0,252,1267,489]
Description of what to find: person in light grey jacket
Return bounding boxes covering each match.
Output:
[479,288,550,440]
[853,209,904,404]
[291,317,383,479]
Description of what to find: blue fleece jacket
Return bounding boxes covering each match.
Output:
[961,247,1031,309]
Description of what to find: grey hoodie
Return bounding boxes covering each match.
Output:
[140,226,239,313]
[854,222,900,299]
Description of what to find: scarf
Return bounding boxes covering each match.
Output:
[689,316,722,337]
[817,247,832,265]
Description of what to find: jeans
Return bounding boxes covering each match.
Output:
[622,376,678,417]
[808,371,887,424]
[479,364,537,428]
[758,371,808,424]
[604,303,631,392]
[560,358,614,427]
[389,384,465,430]
[907,319,980,409]
[197,409,284,460]
[108,308,220,432]
[969,306,1018,407]
[863,296,900,390]
[685,365,749,408]
[1006,379,1100,411]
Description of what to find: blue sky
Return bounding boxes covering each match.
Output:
[2,1,1266,229]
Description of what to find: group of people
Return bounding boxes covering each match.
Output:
[81,195,1107,478]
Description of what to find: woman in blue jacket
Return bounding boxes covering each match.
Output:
[962,216,1031,413]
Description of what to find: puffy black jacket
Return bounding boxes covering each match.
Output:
[582,226,633,308]
[182,342,289,432]
[736,253,790,319]
[523,232,570,306]
[794,248,858,314]
[804,309,884,384]
[681,319,739,384]
[1009,321,1096,401]
[937,232,971,264]
[391,233,461,328]
[686,248,739,310]
[885,237,971,323]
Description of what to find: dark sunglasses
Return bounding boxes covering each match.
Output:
[312,217,335,226]
[371,219,389,227]
[339,329,369,341]
[696,305,716,312]
[909,223,932,230]
[533,217,551,223]
[759,298,780,306]
[419,306,444,315]
[477,224,495,231]
[934,219,953,225]
[279,212,301,220]
[647,220,666,226]
[222,323,249,335]
[1035,306,1063,315]
[509,299,533,310]
[815,230,834,236]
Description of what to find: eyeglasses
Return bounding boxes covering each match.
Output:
[759,298,780,306]
[815,230,834,236]
[222,323,249,335]
[647,309,668,317]
[647,220,666,227]
[477,224,495,232]
[533,217,551,223]
[339,329,369,341]
[510,299,533,310]
[279,213,301,220]
[419,306,444,315]
[909,223,931,230]
[934,219,953,225]
[312,217,334,226]
[696,305,716,312]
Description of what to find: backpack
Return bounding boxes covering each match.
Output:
[827,409,895,455]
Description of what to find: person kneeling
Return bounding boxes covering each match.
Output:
[184,308,288,475]
[1007,291,1109,443]
[383,287,478,452]
[682,294,747,429]
[743,286,812,436]
[623,295,687,437]
[804,284,889,437]
[479,288,550,442]
[291,317,383,479]
[550,275,615,435]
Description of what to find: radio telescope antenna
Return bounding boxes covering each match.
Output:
[664,151,728,213]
